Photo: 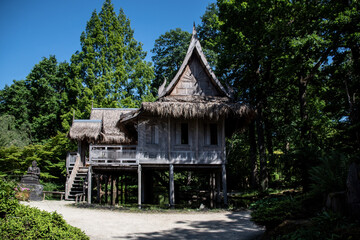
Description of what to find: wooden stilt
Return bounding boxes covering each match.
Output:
[222,164,228,207]
[87,166,92,204]
[120,175,123,204]
[104,175,108,205]
[169,164,175,208]
[110,175,114,205]
[124,176,127,204]
[96,174,100,203]
[210,173,215,208]
[115,175,119,205]
[138,164,142,209]
[216,172,221,207]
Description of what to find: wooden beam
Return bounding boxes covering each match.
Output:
[87,166,92,204]
[216,172,221,207]
[138,164,142,209]
[210,173,215,208]
[96,174,100,203]
[104,175,108,205]
[168,117,171,161]
[222,164,228,207]
[169,164,175,208]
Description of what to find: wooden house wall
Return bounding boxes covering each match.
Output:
[137,116,224,164]
[170,55,220,97]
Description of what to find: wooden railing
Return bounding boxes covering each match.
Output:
[65,154,82,200]
[88,145,223,166]
[89,145,137,165]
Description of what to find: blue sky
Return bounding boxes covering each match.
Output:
[0,0,215,90]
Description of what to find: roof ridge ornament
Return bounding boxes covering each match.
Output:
[192,22,198,39]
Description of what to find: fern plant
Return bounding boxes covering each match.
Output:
[309,151,349,196]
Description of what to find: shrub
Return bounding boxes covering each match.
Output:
[276,211,360,240]
[0,177,88,239]
[0,204,88,239]
[0,178,19,217]
[309,151,349,196]
[250,195,304,229]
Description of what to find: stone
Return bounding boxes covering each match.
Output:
[19,161,43,201]
[19,183,43,201]
[346,162,360,218]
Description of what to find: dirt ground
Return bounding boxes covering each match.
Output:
[22,200,264,240]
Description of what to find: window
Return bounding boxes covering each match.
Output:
[146,124,159,144]
[181,123,188,144]
[210,124,218,145]
[204,123,218,145]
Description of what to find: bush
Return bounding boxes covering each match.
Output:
[309,151,349,196]
[0,177,88,239]
[0,178,19,217]
[250,195,305,229]
[276,211,360,240]
[0,204,88,239]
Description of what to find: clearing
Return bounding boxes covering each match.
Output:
[23,201,264,240]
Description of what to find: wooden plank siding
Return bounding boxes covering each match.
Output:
[88,117,225,166]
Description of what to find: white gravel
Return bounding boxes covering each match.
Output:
[22,200,264,240]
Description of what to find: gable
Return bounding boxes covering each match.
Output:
[169,54,221,97]
[158,25,231,99]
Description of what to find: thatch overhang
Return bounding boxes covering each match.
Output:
[68,120,102,143]
[120,96,256,129]
[158,25,230,99]
[68,108,139,145]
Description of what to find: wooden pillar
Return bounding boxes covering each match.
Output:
[138,164,142,208]
[104,175,108,205]
[222,164,228,207]
[87,166,92,204]
[110,175,114,205]
[169,164,175,208]
[196,118,199,160]
[115,175,119,205]
[96,174,101,203]
[168,118,171,161]
[120,175,123,204]
[216,172,221,207]
[210,173,215,208]
[124,176,127,204]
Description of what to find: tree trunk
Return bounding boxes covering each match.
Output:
[249,122,258,188]
[256,103,268,191]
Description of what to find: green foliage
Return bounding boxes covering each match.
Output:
[0,178,19,216]
[309,151,349,196]
[0,114,30,148]
[0,204,88,239]
[151,28,191,92]
[250,195,305,229]
[276,211,360,240]
[0,133,76,186]
[71,0,154,111]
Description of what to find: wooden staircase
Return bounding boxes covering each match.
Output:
[65,153,88,200]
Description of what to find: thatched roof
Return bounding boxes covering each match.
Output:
[158,25,230,98]
[120,96,255,125]
[68,120,102,142]
[68,108,138,144]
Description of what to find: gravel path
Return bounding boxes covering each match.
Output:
[23,200,264,240]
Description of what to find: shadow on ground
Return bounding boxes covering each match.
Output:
[115,211,264,240]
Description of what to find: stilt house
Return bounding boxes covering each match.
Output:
[66,26,254,207]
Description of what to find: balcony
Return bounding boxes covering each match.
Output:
[89,145,224,166]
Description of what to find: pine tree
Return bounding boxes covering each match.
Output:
[71,0,154,114]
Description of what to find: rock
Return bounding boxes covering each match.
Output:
[347,163,360,218]
[326,191,346,215]
[19,183,43,201]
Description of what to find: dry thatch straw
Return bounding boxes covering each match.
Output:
[68,108,138,144]
[68,120,102,142]
[140,97,255,121]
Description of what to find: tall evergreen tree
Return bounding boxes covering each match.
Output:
[151,28,191,92]
[71,0,154,114]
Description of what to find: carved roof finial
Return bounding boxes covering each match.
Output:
[192,22,198,39]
